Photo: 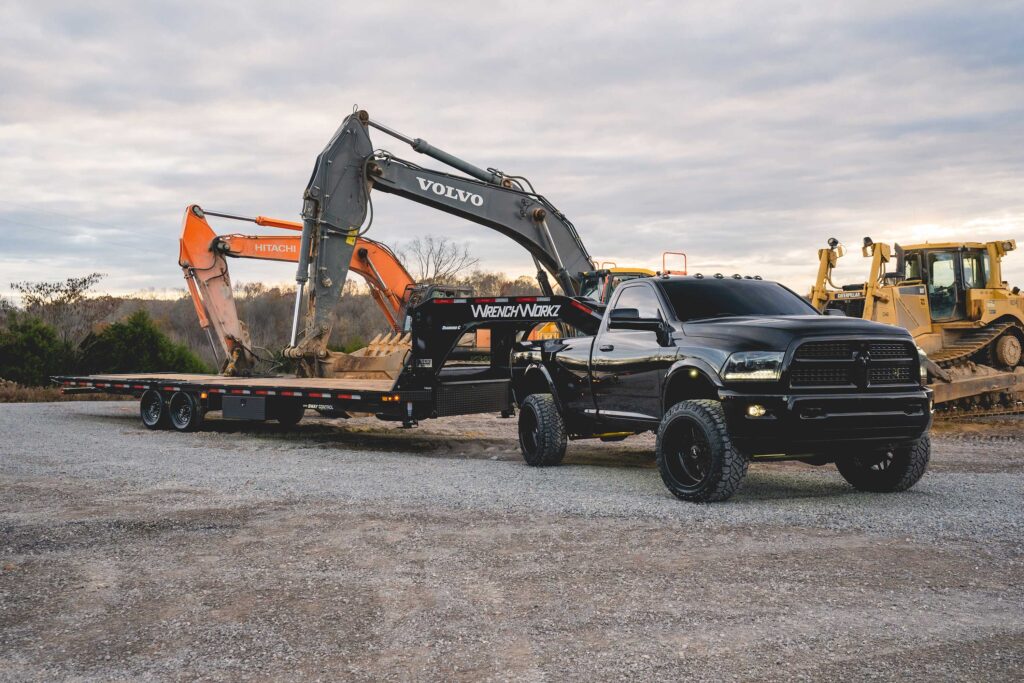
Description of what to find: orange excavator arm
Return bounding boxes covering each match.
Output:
[178,205,415,373]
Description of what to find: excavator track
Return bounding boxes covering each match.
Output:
[929,321,1018,367]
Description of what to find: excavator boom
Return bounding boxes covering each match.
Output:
[179,205,417,375]
[288,110,595,371]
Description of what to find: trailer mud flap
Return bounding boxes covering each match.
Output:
[436,379,511,417]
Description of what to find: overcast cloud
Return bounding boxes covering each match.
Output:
[1,0,1022,301]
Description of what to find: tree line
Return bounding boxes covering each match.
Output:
[0,255,540,388]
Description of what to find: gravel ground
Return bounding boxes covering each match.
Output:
[1,402,1022,681]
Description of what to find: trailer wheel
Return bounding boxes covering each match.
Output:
[835,436,930,492]
[656,400,748,503]
[139,390,169,430]
[276,402,306,428]
[168,392,204,432]
[518,394,566,466]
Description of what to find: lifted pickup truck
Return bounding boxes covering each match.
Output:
[510,274,934,502]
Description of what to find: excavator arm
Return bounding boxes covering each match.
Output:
[288,109,595,369]
[179,205,416,374]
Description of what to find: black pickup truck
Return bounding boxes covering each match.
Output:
[510,274,933,502]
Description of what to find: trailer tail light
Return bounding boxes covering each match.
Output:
[381,394,401,402]
[569,299,594,315]
[200,392,208,399]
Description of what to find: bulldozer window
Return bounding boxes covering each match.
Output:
[904,253,923,281]
[962,251,990,289]
[927,252,960,320]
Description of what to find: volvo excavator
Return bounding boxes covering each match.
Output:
[809,236,1024,417]
[181,108,677,380]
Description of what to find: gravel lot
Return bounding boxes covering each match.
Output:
[2,402,1023,681]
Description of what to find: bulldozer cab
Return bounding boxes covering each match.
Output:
[903,246,991,323]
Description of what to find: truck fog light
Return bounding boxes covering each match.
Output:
[747,404,767,418]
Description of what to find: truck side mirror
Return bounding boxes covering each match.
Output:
[608,308,665,332]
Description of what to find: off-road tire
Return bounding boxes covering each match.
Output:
[656,399,748,503]
[835,435,930,492]
[168,392,204,432]
[139,389,169,430]
[518,394,567,467]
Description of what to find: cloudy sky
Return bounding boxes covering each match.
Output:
[1,1,1022,303]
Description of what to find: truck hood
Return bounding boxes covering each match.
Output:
[681,315,909,351]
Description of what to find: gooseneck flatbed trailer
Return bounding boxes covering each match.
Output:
[54,296,603,432]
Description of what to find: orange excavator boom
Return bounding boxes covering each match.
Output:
[178,205,416,373]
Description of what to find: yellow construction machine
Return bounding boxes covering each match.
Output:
[810,236,1024,416]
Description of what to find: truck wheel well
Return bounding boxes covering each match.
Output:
[518,369,552,404]
[664,369,718,410]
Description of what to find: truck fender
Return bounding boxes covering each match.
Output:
[662,358,723,413]
[514,362,562,408]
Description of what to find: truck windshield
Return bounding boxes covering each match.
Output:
[659,279,818,321]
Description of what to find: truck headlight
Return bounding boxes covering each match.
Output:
[722,351,785,382]
[917,347,929,384]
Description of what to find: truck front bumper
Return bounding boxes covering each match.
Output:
[718,388,933,455]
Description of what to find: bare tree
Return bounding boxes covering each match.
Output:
[397,235,479,283]
[10,273,118,344]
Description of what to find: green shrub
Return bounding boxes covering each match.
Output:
[0,315,76,386]
[80,310,211,375]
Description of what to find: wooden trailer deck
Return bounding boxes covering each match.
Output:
[66,373,396,393]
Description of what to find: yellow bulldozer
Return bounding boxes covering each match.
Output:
[809,237,1024,417]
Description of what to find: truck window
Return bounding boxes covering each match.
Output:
[659,279,817,321]
[962,251,989,289]
[611,285,663,320]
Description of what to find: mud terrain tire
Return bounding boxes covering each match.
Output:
[656,399,748,502]
[518,394,567,467]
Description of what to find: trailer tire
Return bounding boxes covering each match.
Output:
[276,402,306,428]
[168,392,204,432]
[139,390,169,430]
[518,394,566,467]
[835,436,930,492]
[656,400,748,503]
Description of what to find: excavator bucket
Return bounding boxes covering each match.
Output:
[318,333,412,380]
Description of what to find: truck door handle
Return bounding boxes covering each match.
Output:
[599,344,614,352]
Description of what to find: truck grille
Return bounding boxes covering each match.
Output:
[790,367,853,386]
[790,339,918,389]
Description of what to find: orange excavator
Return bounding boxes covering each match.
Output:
[179,205,462,378]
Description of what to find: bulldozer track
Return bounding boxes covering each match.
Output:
[930,321,1019,367]
[934,401,1024,419]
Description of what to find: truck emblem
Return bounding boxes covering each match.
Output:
[416,177,484,206]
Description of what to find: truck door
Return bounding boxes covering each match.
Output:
[591,283,676,423]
